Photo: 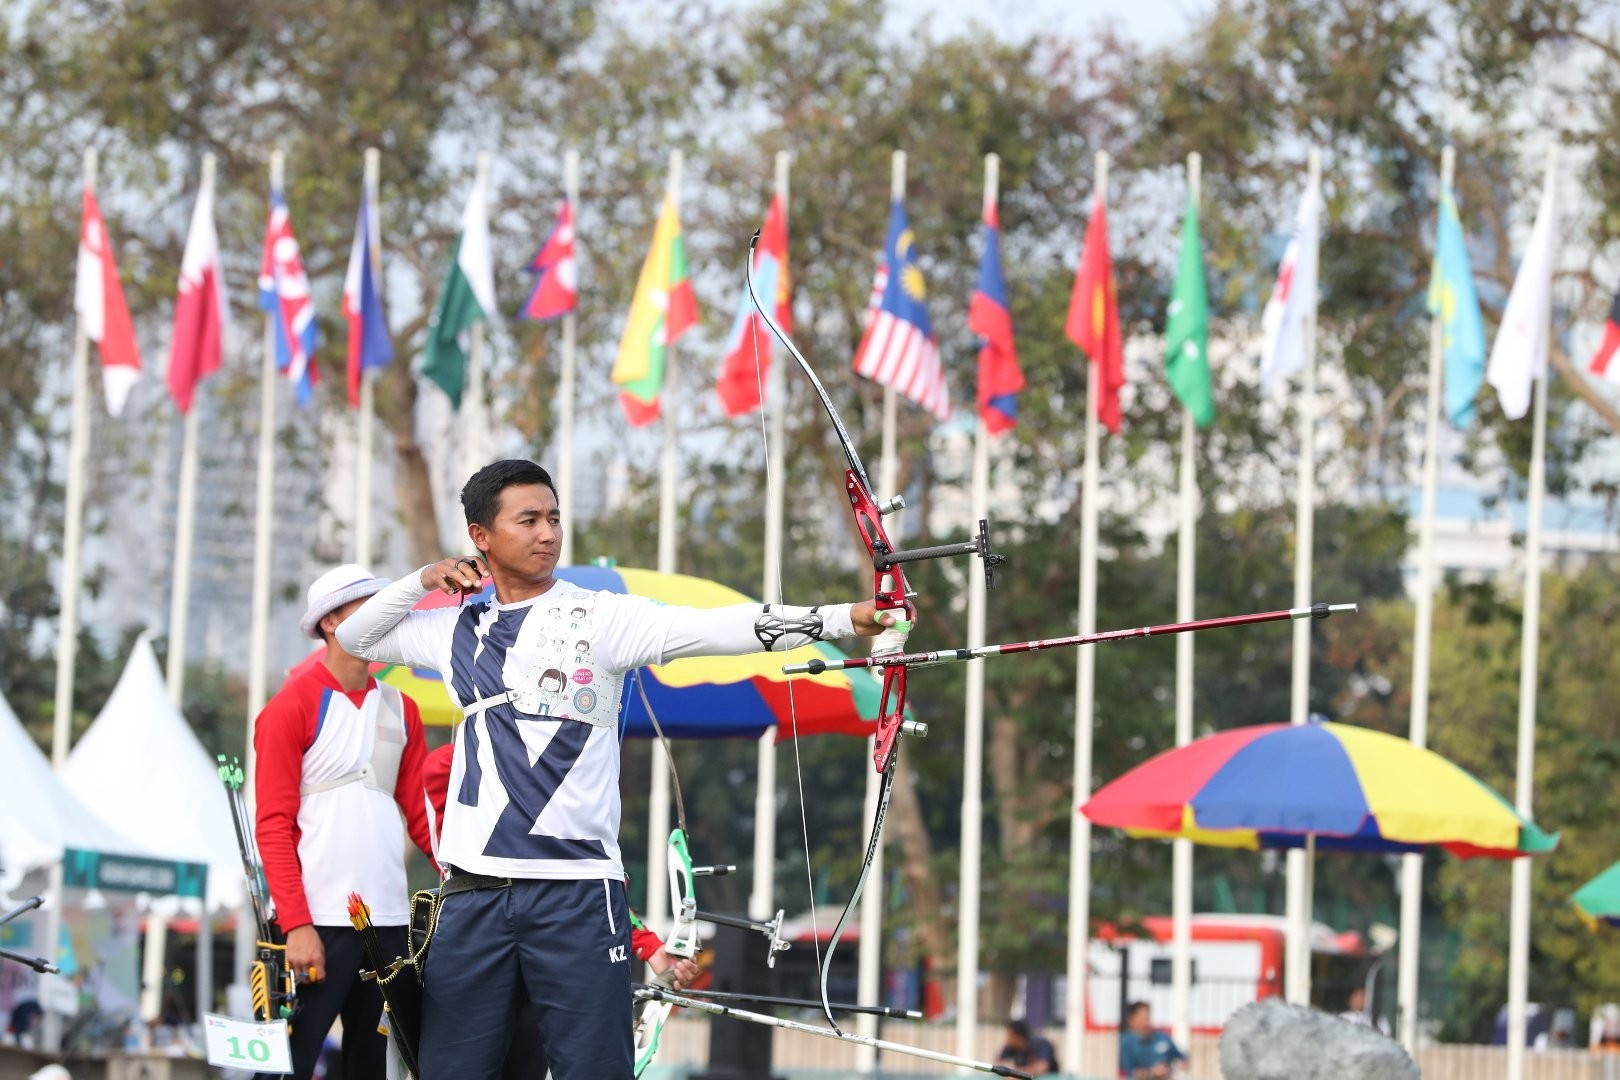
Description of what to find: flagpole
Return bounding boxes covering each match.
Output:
[1170,150,1201,1052]
[557,149,580,568]
[247,148,282,775]
[1283,147,1321,1007]
[165,153,216,705]
[1065,149,1108,1076]
[646,148,684,937]
[1506,144,1557,1080]
[1398,144,1453,1053]
[41,145,99,1054]
[355,147,380,566]
[751,149,790,923]
[463,152,492,481]
[956,150,998,1066]
[853,148,907,1074]
[54,146,97,771]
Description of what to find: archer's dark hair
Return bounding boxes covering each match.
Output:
[1127,1001,1150,1021]
[461,459,558,528]
[1007,1019,1031,1039]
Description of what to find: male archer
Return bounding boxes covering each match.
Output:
[253,564,439,1080]
[337,458,895,1079]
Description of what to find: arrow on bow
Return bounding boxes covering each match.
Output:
[742,231,1362,1036]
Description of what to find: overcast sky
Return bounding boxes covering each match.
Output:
[890,0,1212,47]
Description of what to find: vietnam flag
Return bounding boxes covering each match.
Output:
[611,194,698,426]
[715,194,790,417]
[167,162,228,415]
[75,188,142,415]
[1064,192,1124,434]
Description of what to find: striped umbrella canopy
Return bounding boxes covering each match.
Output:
[291,564,886,739]
[1573,862,1620,930]
[1082,719,1558,858]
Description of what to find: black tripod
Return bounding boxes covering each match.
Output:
[0,896,60,974]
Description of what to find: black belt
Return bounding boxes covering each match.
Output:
[440,869,513,897]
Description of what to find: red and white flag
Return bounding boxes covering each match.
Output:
[75,189,142,416]
[167,166,229,415]
[1259,181,1320,392]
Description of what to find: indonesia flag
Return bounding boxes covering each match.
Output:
[851,201,950,421]
[1588,283,1620,384]
[343,188,393,407]
[518,200,578,321]
[716,194,791,417]
[75,188,142,416]
[970,205,1022,435]
[258,189,318,406]
[167,165,228,415]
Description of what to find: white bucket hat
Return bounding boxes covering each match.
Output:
[300,563,392,639]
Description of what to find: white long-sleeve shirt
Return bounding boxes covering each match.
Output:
[337,570,853,880]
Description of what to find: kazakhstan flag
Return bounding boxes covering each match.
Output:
[1427,186,1487,426]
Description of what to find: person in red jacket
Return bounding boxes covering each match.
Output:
[420,744,697,1078]
[254,564,438,1080]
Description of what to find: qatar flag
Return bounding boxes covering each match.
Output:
[167,165,229,414]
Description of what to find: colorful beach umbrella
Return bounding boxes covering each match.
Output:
[289,564,886,739]
[1573,862,1620,929]
[1082,719,1557,859]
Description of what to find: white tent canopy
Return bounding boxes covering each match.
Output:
[62,636,245,910]
[0,684,145,895]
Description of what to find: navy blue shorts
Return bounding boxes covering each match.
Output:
[418,877,632,1079]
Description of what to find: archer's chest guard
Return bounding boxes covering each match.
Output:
[462,585,623,727]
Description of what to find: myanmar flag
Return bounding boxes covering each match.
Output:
[422,176,496,409]
[612,194,698,426]
[1165,190,1213,427]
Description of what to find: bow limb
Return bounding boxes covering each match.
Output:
[629,669,692,1076]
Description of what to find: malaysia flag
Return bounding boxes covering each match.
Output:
[969,205,1022,435]
[258,189,318,406]
[851,201,950,421]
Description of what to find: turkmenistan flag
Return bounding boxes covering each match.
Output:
[422,175,496,408]
[612,194,698,426]
[1164,190,1213,427]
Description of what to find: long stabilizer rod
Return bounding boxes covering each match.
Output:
[673,987,920,1019]
[784,603,1359,675]
[633,983,1032,1078]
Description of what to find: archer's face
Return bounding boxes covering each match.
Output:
[476,483,561,583]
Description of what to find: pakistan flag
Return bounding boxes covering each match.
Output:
[1165,191,1213,427]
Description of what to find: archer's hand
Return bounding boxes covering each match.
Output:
[647,947,701,989]
[421,556,489,598]
[851,601,906,638]
[285,925,324,983]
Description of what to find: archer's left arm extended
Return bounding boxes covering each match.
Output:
[597,598,860,672]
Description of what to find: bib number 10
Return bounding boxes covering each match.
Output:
[227,1035,273,1062]
[203,1013,293,1074]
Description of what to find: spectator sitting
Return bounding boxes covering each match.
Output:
[1118,1001,1186,1079]
[996,1019,1059,1076]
